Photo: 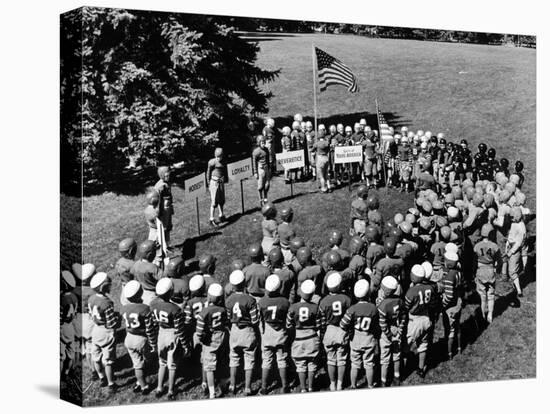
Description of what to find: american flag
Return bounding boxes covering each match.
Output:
[315,47,359,93]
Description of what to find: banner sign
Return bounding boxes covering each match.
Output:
[227,158,253,181]
[185,173,206,198]
[276,150,305,170]
[334,145,363,164]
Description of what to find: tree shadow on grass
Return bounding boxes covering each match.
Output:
[174,231,223,263]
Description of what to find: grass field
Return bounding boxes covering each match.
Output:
[61,33,536,406]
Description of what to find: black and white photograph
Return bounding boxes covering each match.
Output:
[57,2,538,409]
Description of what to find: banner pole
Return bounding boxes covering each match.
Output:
[312,44,318,137]
[349,162,352,191]
[195,197,200,235]
[240,179,245,214]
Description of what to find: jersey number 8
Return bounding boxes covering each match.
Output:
[299,307,309,322]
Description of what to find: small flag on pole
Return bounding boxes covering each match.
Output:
[315,47,359,93]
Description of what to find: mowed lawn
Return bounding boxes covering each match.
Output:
[61,33,536,406]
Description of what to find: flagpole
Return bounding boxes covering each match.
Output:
[312,44,318,136]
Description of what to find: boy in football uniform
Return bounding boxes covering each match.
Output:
[377,276,407,386]
[60,271,78,380]
[404,265,439,378]
[198,254,218,289]
[440,251,463,358]
[225,270,260,395]
[292,120,306,180]
[340,279,379,389]
[365,225,385,274]
[304,121,316,180]
[350,185,369,237]
[296,247,324,297]
[258,275,291,394]
[430,226,451,286]
[243,243,271,301]
[268,247,297,304]
[252,135,271,206]
[154,166,174,244]
[348,236,367,281]
[120,280,157,394]
[144,190,160,242]
[416,158,436,194]
[116,238,137,306]
[514,160,525,189]
[150,278,186,399]
[333,123,348,185]
[288,237,306,275]
[506,207,527,299]
[385,134,400,187]
[131,240,162,306]
[163,257,190,307]
[281,126,295,183]
[196,283,229,399]
[350,123,364,181]
[206,147,227,226]
[72,263,96,373]
[473,224,501,322]
[287,280,323,393]
[278,207,296,265]
[373,238,405,295]
[183,274,209,391]
[88,272,119,392]
[327,229,351,268]
[397,135,413,192]
[319,273,352,391]
[224,259,246,298]
[261,202,279,258]
[262,118,277,171]
[366,192,382,218]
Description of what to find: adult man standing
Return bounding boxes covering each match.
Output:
[252,135,271,207]
[312,131,332,193]
[350,123,364,181]
[362,129,379,189]
[206,148,227,227]
[506,207,527,299]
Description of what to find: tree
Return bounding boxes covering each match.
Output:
[61,7,279,188]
